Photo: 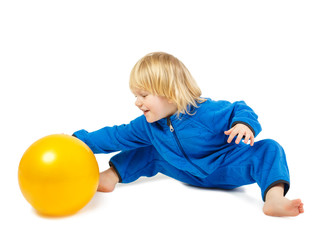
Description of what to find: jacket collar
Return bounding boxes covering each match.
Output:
[156,106,194,127]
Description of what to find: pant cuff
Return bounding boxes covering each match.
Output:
[263,180,290,202]
[109,161,123,183]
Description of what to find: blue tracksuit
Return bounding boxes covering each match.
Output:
[73,99,290,201]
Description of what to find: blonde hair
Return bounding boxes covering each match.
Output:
[129,52,206,116]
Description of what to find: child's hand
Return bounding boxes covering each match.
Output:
[224,124,255,146]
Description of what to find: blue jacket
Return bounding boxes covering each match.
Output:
[73,99,262,178]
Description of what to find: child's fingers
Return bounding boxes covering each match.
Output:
[224,127,234,135]
[227,131,237,143]
[250,135,255,146]
[244,133,250,144]
[235,132,243,144]
[225,124,255,145]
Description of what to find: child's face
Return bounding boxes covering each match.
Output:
[133,89,178,123]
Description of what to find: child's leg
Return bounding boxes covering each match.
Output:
[221,139,291,201]
[97,147,156,192]
[263,183,304,216]
[202,139,303,216]
[102,146,211,190]
[107,146,164,184]
[97,167,119,192]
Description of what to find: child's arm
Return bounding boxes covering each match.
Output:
[229,101,262,137]
[221,100,261,146]
[73,115,151,154]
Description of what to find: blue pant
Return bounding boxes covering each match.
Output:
[109,139,290,201]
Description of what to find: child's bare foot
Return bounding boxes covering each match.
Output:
[263,197,304,217]
[263,183,304,217]
[97,167,119,192]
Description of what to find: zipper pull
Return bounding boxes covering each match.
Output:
[167,117,174,132]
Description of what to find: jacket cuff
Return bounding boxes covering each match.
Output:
[72,130,101,153]
[231,121,256,137]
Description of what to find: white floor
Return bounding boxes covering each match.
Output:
[2,169,319,240]
[1,1,319,239]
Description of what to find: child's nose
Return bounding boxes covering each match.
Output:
[135,97,142,107]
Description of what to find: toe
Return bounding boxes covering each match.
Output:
[299,203,304,213]
[291,199,302,207]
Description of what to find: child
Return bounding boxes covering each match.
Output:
[73,52,304,217]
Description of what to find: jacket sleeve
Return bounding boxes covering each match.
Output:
[72,115,151,154]
[230,101,262,137]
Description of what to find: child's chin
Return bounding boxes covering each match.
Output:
[146,118,155,123]
[145,116,157,123]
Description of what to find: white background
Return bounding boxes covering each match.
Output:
[1,0,319,239]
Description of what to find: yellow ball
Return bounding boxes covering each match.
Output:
[18,134,99,216]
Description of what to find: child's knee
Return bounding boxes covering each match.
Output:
[258,139,284,153]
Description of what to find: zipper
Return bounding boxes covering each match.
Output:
[166,117,207,176]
